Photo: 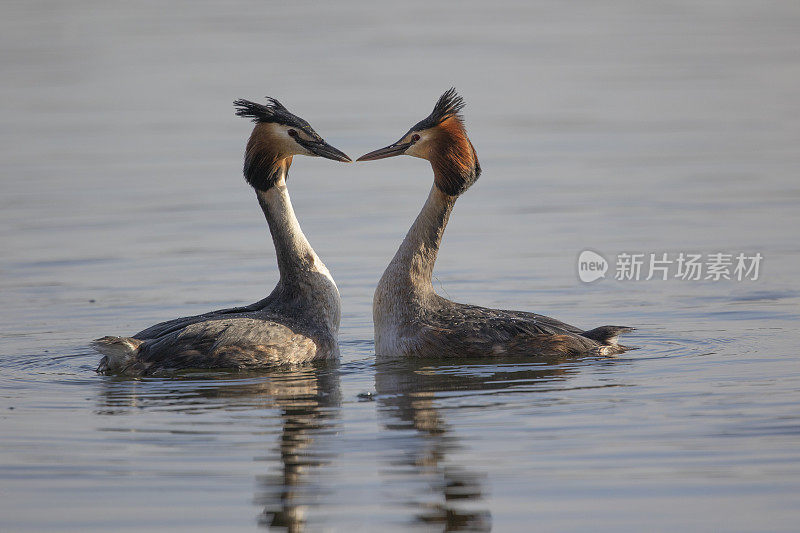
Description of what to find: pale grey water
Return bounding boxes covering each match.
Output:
[2,1,800,531]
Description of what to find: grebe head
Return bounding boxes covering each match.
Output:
[357,88,481,196]
[234,97,351,190]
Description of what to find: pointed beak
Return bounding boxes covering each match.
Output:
[302,139,352,162]
[357,142,412,162]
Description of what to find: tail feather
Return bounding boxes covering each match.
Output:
[581,325,635,346]
[92,336,143,373]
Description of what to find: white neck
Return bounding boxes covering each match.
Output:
[373,185,455,354]
[378,185,455,302]
[257,176,319,279]
[256,174,340,331]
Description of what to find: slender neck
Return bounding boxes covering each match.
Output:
[386,185,456,295]
[256,171,320,285]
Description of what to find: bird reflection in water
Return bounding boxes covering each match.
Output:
[95,366,340,532]
[374,357,578,532]
[254,368,340,531]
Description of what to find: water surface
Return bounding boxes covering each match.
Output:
[2,1,800,531]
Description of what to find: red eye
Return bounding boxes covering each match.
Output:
[288,129,298,137]
[411,134,420,142]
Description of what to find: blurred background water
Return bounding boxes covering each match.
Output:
[1,0,799,531]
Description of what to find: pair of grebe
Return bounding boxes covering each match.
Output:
[93,90,631,375]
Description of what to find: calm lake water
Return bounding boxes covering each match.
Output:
[2,1,800,531]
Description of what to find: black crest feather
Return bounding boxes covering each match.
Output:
[233,97,285,123]
[233,97,317,137]
[413,88,466,131]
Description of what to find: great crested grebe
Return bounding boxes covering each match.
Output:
[358,88,632,359]
[93,97,350,376]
